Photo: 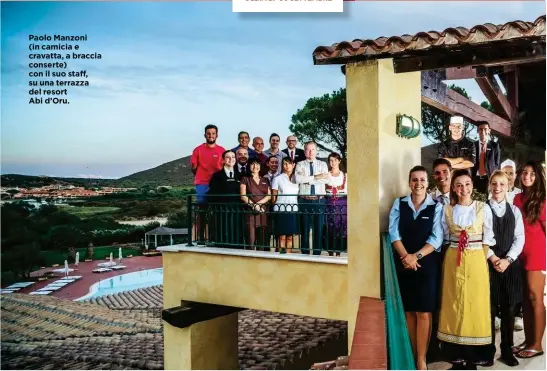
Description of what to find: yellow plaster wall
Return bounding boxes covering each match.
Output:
[162,252,348,321]
[345,58,421,346]
[164,313,239,370]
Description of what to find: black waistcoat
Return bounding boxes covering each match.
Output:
[487,200,523,307]
[396,197,437,274]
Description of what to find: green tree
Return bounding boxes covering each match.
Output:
[421,84,475,143]
[165,211,188,228]
[290,88,347,158]
[3,242,43,279]
[291,85,479,152]
[45,225,83,250]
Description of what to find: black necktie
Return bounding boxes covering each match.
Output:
[229,172,233,179]
[241,166,246,173]
[309,162,315,195]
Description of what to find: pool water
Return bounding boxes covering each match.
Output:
[76,268,163,301]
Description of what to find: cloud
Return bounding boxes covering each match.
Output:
[75,174,106,179]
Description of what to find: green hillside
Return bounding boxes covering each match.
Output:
[1,155,194,188]
[118,155,193,187]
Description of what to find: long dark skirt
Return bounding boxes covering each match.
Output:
[325,196,347,236]
[324,196,347,253]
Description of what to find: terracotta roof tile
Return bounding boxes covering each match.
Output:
[2,287,348,370]
[313,15,546,65]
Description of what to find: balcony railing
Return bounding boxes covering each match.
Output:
[186,194,347,256]
[381,233,415,370]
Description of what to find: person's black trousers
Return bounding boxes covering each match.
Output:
[298,197,325,255]
[488,299,518,359]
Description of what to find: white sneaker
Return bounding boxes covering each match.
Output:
[514,317,524,331]
[495,316,501,330]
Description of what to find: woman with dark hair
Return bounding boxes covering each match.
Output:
[484,170,525,367]
[271,157,299,253]
[325,152,348,256]
[388,165,443,370]
[512,160,546,360]
[438,169,496,370]
[208,150,243,247]
[240,157,271,250]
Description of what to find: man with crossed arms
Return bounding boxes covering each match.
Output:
[295,141,329,255]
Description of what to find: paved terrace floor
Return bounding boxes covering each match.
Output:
[17,255,163,300]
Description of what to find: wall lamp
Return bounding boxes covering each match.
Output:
[396,114,421,139]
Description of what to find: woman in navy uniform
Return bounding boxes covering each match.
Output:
[388,165,443,370]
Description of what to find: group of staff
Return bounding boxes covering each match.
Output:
[190,125,347,254]
[390,125,546,370]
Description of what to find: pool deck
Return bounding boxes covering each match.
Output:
[16,256,163,300]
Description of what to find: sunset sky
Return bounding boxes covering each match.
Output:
[1,1,544,178]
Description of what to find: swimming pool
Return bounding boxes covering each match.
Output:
[76,268,163,301]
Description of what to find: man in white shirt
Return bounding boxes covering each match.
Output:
[264,133,287,171]
[295,141,329,255]
[430,158,452,206]
[501,159,522,205]
[263,156,279,182]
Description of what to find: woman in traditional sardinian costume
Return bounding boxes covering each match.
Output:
[438,169,496,370]
[485,170,524,367]
[325,152,347,256]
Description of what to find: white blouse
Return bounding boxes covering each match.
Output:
[271,173,299,212]
[326,172,347,195]
[486,199,525,261]
[441,201,496,246]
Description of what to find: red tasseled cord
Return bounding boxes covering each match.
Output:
[457,230,469,266]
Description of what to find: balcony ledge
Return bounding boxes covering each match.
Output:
[158,245,348,265]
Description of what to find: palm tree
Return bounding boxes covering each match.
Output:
[68,246,76,262]
[85,242,94,260]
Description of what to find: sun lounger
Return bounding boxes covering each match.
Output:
[47,282,70,287]
[1,289,17,294]
[29,291,53,295]
[50,268,75,274]
[92,268,113,273]
[3,287,22,292]
[64,276,82,280]
[111,265,127,270]
[6,282,35,289]
[97,262,117,268]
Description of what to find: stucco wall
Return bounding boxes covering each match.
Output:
[162,249,348,321]
[345,58,421,346]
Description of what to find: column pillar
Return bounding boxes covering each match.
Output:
[164,312,239,370]
[345,59,421,347]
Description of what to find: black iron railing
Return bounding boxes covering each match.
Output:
[186,194,347,256]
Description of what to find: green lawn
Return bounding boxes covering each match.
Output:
[62,206,120,218]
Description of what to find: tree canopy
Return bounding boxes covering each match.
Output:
[290,88,347,158]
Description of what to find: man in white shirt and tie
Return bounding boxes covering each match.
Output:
[295,141,329,255]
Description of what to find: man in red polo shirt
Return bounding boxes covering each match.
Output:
[191,124,225,197]
[191,124,225,243]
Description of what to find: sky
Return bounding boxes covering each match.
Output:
[1,1,544,179]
